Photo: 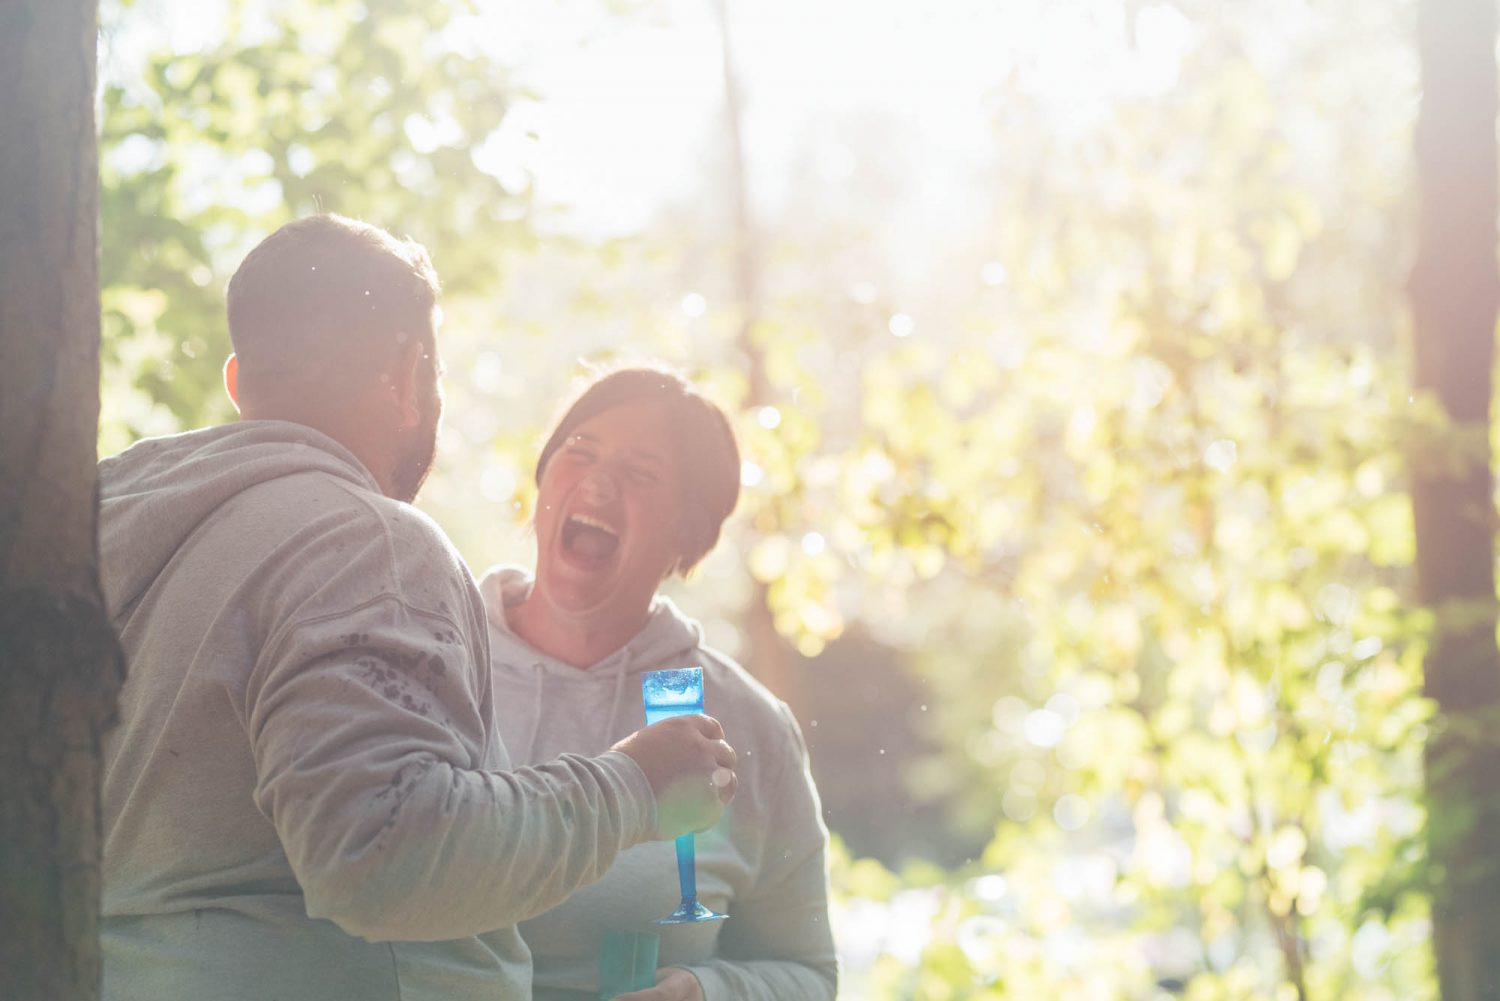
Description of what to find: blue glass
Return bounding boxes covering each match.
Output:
[640,667,728,925]
[597,930,659,999]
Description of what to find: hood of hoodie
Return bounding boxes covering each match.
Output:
[478,564,706,761]
[99,421,379,621]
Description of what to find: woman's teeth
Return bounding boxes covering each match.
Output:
[562,513,620,561]
[569,513,617,536]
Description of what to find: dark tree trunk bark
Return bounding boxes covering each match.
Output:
[0,2,123,1000]
[1410,1,1500,997]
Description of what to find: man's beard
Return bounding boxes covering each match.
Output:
[390,383,440,503]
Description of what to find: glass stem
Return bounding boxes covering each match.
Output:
[674,833,697,903]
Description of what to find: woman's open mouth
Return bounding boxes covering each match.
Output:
[561,513,620,566]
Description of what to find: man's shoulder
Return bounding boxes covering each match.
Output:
[237,464,444,547]
[205,463,475,626]
[280,482,469,590]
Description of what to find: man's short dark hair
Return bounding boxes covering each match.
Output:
[226,214,440,388]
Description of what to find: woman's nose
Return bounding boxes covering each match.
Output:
[579,467,620,503]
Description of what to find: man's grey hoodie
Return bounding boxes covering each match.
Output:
[98,421,657,1001]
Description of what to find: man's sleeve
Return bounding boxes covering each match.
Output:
[246,584,657,943]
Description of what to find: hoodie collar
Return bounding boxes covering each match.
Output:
[478,565,705,762]
[478,565,703,682]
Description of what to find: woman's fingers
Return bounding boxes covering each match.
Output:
[612,968,704,1001]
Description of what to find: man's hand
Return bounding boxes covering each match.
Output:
[610,714,738,839]
[613,967,705,1001]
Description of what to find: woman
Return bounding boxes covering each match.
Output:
[480,365,836,1001]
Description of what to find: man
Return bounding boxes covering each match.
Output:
[98,214,737,1001]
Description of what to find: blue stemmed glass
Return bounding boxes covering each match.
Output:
[641,667,728,925]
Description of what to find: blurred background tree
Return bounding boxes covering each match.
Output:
[97,0,524,452]
[1409,0,1500,996]
[97,0,1471,997]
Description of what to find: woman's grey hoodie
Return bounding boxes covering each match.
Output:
[481,566,837,1001]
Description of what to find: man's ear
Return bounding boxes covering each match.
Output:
[223,354,241,412]
[390,339,427,430]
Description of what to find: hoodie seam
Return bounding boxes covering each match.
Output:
[386,942,404,1001]
[260,592,471,678]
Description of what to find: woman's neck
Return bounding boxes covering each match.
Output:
[507,594,648,670]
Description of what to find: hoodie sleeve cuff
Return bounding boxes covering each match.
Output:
[597,749,658,844]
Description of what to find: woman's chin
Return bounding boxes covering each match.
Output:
[534,548,665,627]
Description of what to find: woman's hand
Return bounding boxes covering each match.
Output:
[612,967,705,1001]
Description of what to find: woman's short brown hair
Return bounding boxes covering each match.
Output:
[536,364,741,575]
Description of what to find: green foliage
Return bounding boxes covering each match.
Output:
[770,4,1434,999]
[98,0,526,451]
[100,1,1447,998]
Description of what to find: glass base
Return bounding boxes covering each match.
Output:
[656,900,729,925]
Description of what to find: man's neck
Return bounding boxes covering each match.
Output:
[239,398,396,498]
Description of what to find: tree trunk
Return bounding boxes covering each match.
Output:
[1410,0,1500,997]
[0,3,123,1000]
[712,0,803,711]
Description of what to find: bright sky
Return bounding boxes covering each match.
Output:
[116,0,1194,239]
[468,0,1193,237]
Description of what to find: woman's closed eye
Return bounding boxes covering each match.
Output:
[627,465,660,485]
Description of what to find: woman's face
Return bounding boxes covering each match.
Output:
[532,400,684,623]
